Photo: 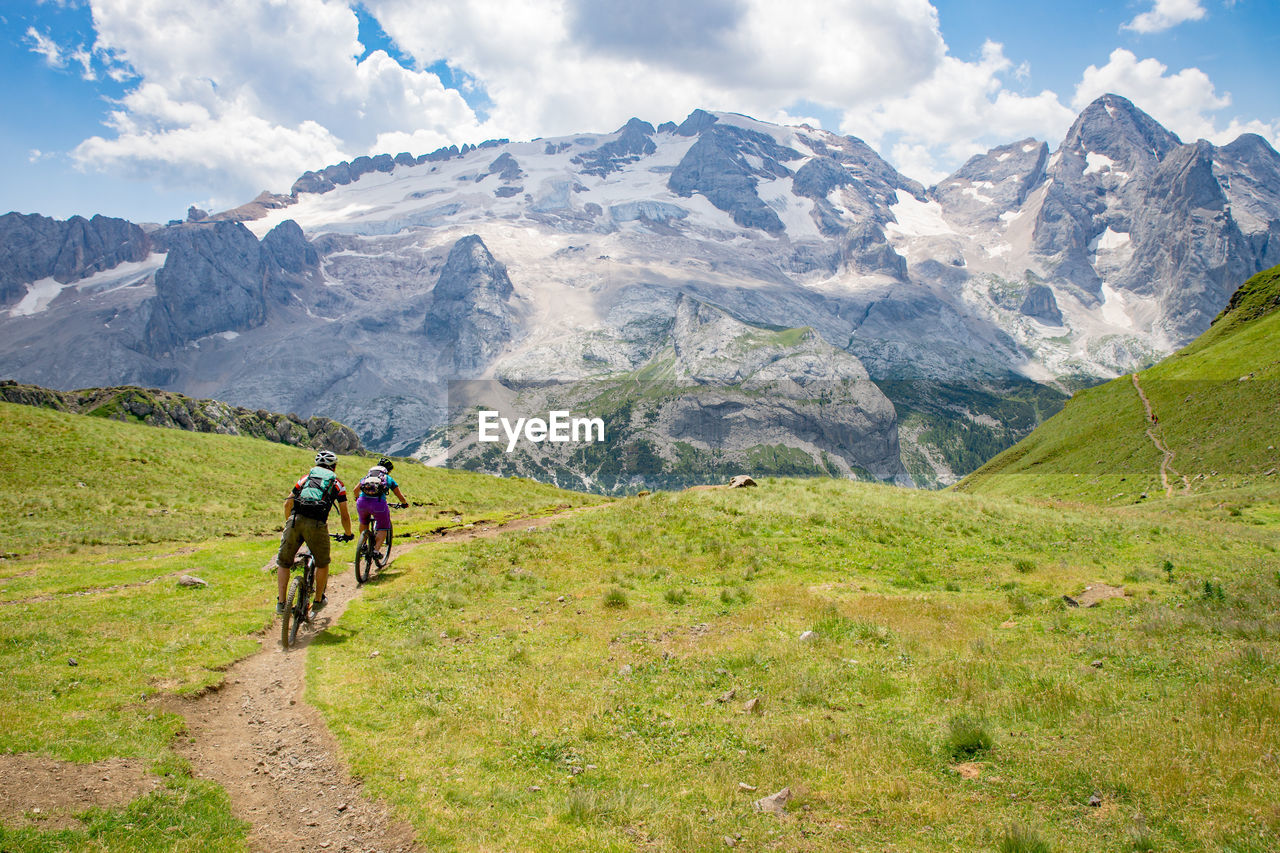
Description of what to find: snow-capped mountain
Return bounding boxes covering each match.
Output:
[2,95,1277,488]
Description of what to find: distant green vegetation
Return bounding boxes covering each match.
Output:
[959,264,1280,504]
[884,377,1067,487]
[313,478,1280,852]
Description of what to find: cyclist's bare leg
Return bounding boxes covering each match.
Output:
[375,528,388,550]
[315,564,329,600]
[276,564,289,604]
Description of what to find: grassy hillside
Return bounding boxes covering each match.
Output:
[313,479,1280,852]
[1,401,603,559]
[957,266,1280,505]
[0,403,600,848]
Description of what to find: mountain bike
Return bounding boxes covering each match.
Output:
[281,533,350,649]
[354,503,407,585]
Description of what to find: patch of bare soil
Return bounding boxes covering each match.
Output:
[1064,583,1127,608]
[0,755,159,830]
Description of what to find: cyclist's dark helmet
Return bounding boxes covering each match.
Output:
[377,457,394,472]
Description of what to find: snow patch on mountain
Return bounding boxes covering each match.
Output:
[886,192,954,238]
[1084,152,1116,176]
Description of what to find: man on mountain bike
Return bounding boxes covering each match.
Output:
[355,457,409,566]
[276,450,354,615]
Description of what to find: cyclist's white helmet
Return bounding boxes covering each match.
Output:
[315,450,338,467]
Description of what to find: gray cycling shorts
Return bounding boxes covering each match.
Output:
[276,514,331,568]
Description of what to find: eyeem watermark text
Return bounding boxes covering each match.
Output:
[477,410,606,452]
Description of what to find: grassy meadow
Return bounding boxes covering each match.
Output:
[311,479,1280,852]
[1,401,602,559]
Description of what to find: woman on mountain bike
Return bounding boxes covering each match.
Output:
[355,457,409,566]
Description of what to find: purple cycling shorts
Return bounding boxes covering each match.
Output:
[355,495,391,529]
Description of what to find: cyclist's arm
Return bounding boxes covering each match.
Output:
[337,499,354,538]
[284,481,302,521]
[392,486,408,504]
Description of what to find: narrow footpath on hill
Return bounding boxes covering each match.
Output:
[1131,373,1190,497]
[170,508,593,853]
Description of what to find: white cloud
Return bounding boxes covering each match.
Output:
[363,0,948,143]
[73,0,484,204]
[75,106,349,203]
[1073,49,1229,141]
[1210,117,1280,151]
[840,41,1075,185]
[1122,0,1206,34]
[26,26,97,79]
[25,27,65,67]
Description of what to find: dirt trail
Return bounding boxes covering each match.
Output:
[1131,373,1190,496]
[169,507,592,853]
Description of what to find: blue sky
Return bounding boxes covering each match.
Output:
[2,0,1277,224]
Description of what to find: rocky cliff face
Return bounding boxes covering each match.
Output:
[436,295,908,491]
[145,221,268,356]
[0,212,149,305]
[668,122,800,235]
[424,234,520,375]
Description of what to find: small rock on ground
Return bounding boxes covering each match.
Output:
[753,787,791,815]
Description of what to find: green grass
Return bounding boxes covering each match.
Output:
[5,285,1279,851]
[959,264,1280,505]
[0,401,603,558]
[310,478,1280,851]
[0,402,600,847]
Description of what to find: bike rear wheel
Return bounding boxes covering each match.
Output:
[288,573,310,647]
[354,530,373,584]
[282,576,302,648]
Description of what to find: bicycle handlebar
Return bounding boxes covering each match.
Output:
[390,502,408,509]
[332,533,354,542]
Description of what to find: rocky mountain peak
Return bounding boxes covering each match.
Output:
[424,234,518,376]
[261,219,321,302]
[667,122,799,235]
[144,220,268,356]
[572,117,658,177]
[675,108,719,136]
[431,235,512,303]
[1060,93,1181,175]
[932,137,1048,227]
